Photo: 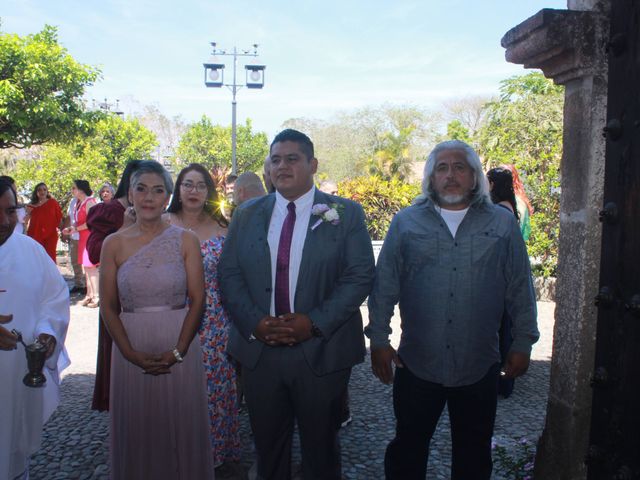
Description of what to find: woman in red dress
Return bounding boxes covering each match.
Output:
[25,182,63,263]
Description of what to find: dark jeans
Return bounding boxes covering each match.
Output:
[385,362,501,480]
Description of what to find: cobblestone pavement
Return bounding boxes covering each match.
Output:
[29,282,554,480]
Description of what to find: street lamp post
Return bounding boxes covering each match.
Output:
[203,42,265,175]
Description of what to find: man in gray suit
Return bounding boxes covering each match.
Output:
[219,129,374,479]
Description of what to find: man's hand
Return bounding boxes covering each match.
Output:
[0,314,17,351]
[371,345,403,385]
[254,316,294,346]
[503,351,531,379]
[37,333,57,359]
[279,313,314,346]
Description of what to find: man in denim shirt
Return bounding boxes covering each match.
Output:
[366,140,539,480]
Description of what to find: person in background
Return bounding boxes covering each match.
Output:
[87,160,142,412]
[224,174,238,201]
[62,195,86,296]
[98,183,115,203]
[0,178,70,480]
[262,155,276,194]
[166,163,242,476]
[63,180,99,308]
[502,164,533,241]
[232,171,266,206]
[0,176,26,235]
[99,161,213,479]
[367,140,539,479]
[25,182,63,263]
[318,180,338,196]
[487,166,523,399]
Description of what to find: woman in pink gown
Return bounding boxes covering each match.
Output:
[99,161,214,479]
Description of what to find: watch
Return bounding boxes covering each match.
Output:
[310,323,323,338]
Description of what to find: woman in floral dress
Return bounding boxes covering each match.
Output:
[166,163,241,472]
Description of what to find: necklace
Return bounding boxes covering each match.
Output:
[177,212,204,232]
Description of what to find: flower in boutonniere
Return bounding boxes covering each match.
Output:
[311,203,344,230]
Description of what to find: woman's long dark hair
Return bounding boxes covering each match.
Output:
[29,182,51,205]
[166,163,228,227]
[486,167,520,223]
[73,179,93,197]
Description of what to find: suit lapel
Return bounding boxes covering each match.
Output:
[259,194,276,235]
[252,194,276,284]
[296,190,331,300]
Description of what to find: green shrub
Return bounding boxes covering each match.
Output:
[338,175,420,240]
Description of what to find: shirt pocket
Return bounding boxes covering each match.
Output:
[402,232,439,279]
[471,233,502,265]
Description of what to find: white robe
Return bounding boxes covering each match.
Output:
[0,232,70,479]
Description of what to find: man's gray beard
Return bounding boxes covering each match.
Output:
[434,192,470,208]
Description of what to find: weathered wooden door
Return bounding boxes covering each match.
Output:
[587,1,640,478]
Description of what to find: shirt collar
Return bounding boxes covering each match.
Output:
[275,185,316,211]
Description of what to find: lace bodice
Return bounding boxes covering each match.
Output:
[117,226,187,310]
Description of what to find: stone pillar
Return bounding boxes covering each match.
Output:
[501,7,609,480]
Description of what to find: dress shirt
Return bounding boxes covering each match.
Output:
[365,199,539,387]
[268,187,315,315]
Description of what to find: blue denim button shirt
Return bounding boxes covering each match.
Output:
[365,199,539,387]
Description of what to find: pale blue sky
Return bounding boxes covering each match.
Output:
[3,1,566,137]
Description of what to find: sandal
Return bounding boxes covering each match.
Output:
[81,297,92,306]
[86,300,100,308]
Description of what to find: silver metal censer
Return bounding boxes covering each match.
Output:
[11,329,47,387]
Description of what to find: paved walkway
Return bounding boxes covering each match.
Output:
[28,285,554,480]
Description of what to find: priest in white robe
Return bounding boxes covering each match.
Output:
[0,180,70,480]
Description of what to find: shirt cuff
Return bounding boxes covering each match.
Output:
[509,337,533,355]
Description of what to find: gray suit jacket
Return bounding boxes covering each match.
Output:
[218,189,375,376]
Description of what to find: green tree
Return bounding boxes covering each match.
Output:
[88,114,157,175]
[0,25,101,149]
[174,116,268,173]
[368,126,416,181]
[477,72,564,277]
[445,120,472,143]
[12,114,157,208]
[283,104,439,182]
[339,175,421,240]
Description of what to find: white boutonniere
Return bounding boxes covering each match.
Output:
[310,203,344,230]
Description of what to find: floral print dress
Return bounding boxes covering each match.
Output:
[199,235,241,466]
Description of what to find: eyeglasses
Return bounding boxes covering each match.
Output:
[180,182,208,193]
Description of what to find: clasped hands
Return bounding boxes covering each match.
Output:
[127,350,179,376]
[254,313,313,347]
[0,313,56,358]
